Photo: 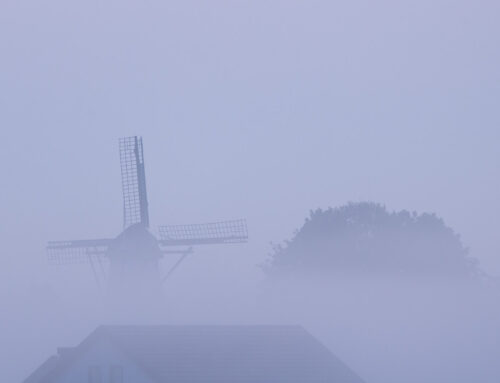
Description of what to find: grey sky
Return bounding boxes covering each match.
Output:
[1,0,498,279]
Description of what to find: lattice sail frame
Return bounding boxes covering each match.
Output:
[158,219,248,246]
[119,136,149,229]
[47,239,111,265]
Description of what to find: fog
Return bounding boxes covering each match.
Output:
[1,0,499,382]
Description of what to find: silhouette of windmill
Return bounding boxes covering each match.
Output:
[47,136,248,295]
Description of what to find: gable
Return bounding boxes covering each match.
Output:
[46,337,156,383]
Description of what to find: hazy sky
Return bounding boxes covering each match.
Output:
[1,0,499,286]
[1,2,500,382]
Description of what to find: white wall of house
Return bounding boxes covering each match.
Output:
[53,338,155,383]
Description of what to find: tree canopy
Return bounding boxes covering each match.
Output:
[265,202,479,279]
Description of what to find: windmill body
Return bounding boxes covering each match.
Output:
[47,136,248,302]
[107,223,162,299]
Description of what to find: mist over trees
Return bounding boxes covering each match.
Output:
[265,202,480,279]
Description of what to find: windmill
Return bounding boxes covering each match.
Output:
[47,136,248,296]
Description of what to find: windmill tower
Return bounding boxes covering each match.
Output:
[47,136,248,300]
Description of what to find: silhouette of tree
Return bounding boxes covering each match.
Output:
[265,202,480,279]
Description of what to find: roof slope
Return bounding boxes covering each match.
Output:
[102,325,365,383]
[24,356,60,383]
[26,325,366,383]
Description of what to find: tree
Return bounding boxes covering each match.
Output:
[265,202,480,279]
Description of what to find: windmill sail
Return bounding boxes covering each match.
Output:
[47,239,112,265]
[119,136,149,229]
[158,219,248,246]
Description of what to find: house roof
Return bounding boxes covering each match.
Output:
[26,325,366,383]
[24,355,60,383]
